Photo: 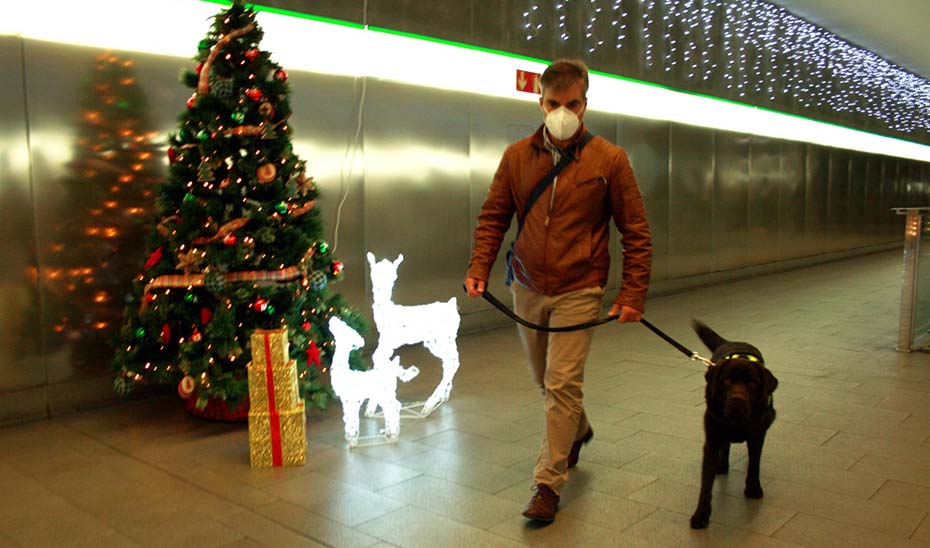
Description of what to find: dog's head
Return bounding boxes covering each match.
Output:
[705,357,778,422]
[693,319,778,423]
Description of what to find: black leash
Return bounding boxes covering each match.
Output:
[476,287,714,366]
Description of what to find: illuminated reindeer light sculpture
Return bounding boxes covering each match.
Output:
[366,252,461,416]
[328,316,419,447]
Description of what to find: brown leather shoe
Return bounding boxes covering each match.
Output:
[567,426,594,469]
[522,483,559,522]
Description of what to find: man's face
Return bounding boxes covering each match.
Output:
[539,80,587,120]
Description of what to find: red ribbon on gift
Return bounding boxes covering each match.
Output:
[262,332,284,466]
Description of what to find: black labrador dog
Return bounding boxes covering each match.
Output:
[690,320,778,529]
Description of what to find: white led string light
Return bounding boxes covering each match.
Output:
[523,0,930,135]
[3,0,929,162]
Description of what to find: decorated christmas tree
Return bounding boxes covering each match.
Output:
[47,53,161,369]
[113,0,364,418]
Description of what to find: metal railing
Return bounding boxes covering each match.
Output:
[894,207,930,351]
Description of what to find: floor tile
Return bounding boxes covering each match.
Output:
[358,506,526,547]
[773,512,929,548]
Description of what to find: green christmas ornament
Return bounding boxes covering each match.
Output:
[308,270,327,291]
[204,270,226,295]
[198,39,211,50]
[196,129,210,141]
[183,192,196,203]
[231,111,245,123]
[135,327,146,338]
[318,241,329,254]
[184,292,196,303]
[275,202,288,215]
[266,304,276,315]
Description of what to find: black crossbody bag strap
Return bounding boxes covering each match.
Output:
[505,131,594,285]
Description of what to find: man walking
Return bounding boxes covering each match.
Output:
[464,59,652,522]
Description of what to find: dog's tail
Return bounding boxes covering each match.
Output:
[691,319,728,352]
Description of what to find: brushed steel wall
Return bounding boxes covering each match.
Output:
[1,38,928,423]
[0,37,43,413]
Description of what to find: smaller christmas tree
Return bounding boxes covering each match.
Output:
[113,0,365,418]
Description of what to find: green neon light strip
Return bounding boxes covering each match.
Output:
[203,0,925,150]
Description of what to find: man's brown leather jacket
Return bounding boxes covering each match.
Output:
[466,124,652,312]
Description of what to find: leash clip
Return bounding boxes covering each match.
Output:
[690,352,715,368]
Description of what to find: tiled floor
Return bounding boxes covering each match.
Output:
[2,249,929,547]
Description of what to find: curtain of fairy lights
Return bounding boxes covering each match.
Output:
[522,0,930,136]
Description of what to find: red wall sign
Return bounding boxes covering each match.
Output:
[516,69,541,94]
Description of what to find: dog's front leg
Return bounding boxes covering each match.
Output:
[690,439,718,529]
[715,443,730,474]
[744,432,765,498]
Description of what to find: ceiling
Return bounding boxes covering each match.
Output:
[767,0,930,80]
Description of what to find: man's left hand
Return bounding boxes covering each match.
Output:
[608,304,642,323]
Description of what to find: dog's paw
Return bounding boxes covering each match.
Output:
[690,510,710,529]
[744,484,764,499]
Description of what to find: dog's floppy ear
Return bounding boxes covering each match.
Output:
[691,319,727,353]
[762,366,778,395]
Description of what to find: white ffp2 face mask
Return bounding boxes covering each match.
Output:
[544,106,581,141]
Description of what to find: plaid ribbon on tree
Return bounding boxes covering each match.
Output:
[144,266,302,295]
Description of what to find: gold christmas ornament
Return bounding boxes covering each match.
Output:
[256,163,277,183]
[258,101,275,119]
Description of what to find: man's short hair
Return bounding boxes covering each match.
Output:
[540,59,589,98]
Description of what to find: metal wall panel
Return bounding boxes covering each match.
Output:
[748,136,781,265]
[362,80,472,317]
[778,141,807,260]
[864,156,882,242]
[713,131,750,271]
[669,124,714,278]
[804,145,830,256]
[0,37,43,393]
[616,117,670,284]
[849,153,868,243]
[286,72,367,319]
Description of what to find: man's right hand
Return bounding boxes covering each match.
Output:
[464,277,486,297]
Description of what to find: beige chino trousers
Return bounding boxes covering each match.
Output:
[512,283,604,494]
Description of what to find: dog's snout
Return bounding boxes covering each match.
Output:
[724,391,752,419]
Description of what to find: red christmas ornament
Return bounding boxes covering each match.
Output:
[160,323,171,344]
[177,375,195,399]
[273,69,288,82]
[253,297,268,312]
[306,340,321,369]
[223,233,237,246]
[245,87,263,101]
[245,48,260,61]
[332,261,344,275]
[200,307,213,325]
[195,62,204,75]
[301,321,311,331]
[167,147,177,165]
[144,246,163,269]
[186,93,198,109]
